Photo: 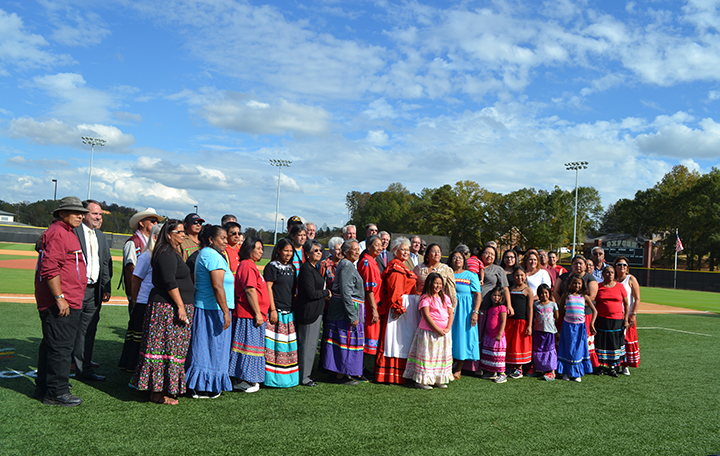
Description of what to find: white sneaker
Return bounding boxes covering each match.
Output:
[233,380,255,391]
[434,383,448,389]
[621,367,631,376]
[414,383,433,390]
[243,382,260,393]
[573,376,582,383]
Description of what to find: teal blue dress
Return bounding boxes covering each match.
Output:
[451,270,481,360]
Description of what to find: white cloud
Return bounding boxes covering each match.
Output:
[7,117,135,148]
[636,117,720,158]
[173,89,331,136]
[364,98,397,119]
[51,11,111,46]
[30,73,118,123]
[131,156,244,191]
[0,9,73,74]
[366,129,389,146]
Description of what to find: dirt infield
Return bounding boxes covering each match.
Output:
[0,259,36,270]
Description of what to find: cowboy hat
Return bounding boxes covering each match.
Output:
[129,207,163,231]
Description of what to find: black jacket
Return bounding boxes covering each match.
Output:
[295,260,330,324]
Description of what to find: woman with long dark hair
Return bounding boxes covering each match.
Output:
[228,238,271,393]
[185,225,234,398]
[132,219,195,405]
[263,238,299,388]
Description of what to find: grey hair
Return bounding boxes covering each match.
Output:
[391,236,410,253]
[454,244,470,255]
[591,246,605,254]
[378,230,389,238]
[303,240,323,261]
[341,239,359,254]
[328,236,343,250]
[342,225,356,236]
[365,234,380,249]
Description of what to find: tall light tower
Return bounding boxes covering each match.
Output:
[565,161,588,258]
[270,159,292,245]
[81,136,106,199]
[52,179,58,201]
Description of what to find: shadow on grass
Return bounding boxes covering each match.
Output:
[0,336,148,403]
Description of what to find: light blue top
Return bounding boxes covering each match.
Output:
[194,247,235,310]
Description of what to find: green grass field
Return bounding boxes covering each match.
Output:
[0,302,718,455]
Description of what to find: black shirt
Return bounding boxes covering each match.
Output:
[149,247,194,305]
[263,261,296,312]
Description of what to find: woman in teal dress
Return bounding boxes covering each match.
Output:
[449,251,481,379]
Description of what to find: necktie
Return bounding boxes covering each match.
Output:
[88,229,100,283]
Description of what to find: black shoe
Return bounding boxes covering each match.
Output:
[32,387,46,401]
[301,380,318,387]
[43,393,83,407]
[81,373,106,382]
[607,367,619,378]
[354,375,369,383]
[332,376,359,386]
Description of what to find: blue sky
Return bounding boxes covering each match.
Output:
[2,0,720,231]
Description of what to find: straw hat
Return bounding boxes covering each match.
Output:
[129,207,163,231]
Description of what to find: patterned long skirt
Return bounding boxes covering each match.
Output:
[623,324,640,368]
[118,302,147,372]
[595,317,626,366]
[185,307,232,394]
[480,332,506,373]
[132,301,195,396]
[505,318,532,365]
[321,318,364,377]
[403,328,453,385]
[264,312,299,388]
[557,321,593,378]
[532,331,557,372]
[228,317,266,383]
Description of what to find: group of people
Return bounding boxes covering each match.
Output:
[33,201,641,406]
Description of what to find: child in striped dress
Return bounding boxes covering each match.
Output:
[557,275,597,382]
[480,286,508,383]
[403,273,455,390]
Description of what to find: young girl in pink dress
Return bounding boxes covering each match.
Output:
[403,272,455,390]
[480,286,508,383]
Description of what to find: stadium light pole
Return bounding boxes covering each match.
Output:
[194,205,198,214]
[52,179,58,201]
[270,159,292,245]
[565,161,588,258]
[81,136,106,199]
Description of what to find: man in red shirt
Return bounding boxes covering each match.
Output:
[34,196,89,407]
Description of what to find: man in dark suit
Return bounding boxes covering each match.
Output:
[376,231,394,274]
[73,199,112,381]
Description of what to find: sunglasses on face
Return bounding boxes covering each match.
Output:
[192,221,203,225]
[142,218,158,224]
[615,263,628,267]
[171,230,185,234]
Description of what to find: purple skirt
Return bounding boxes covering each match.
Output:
[320,318,364,377]
[532,331,557,372]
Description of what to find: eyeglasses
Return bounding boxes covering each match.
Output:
[229,231,241,236]
[311,248,322,253]
[615,263,629,268]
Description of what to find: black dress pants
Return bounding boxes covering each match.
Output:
[36,306,80,396]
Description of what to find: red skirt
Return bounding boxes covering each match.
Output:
[585,314,599,368]
[505,318,532,365]
[374,313,407,384]
[623,324,640,367]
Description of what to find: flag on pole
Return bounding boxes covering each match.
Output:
[676,233,684,252]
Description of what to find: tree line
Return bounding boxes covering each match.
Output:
[346,181,603,252]
[600,165,720,271]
